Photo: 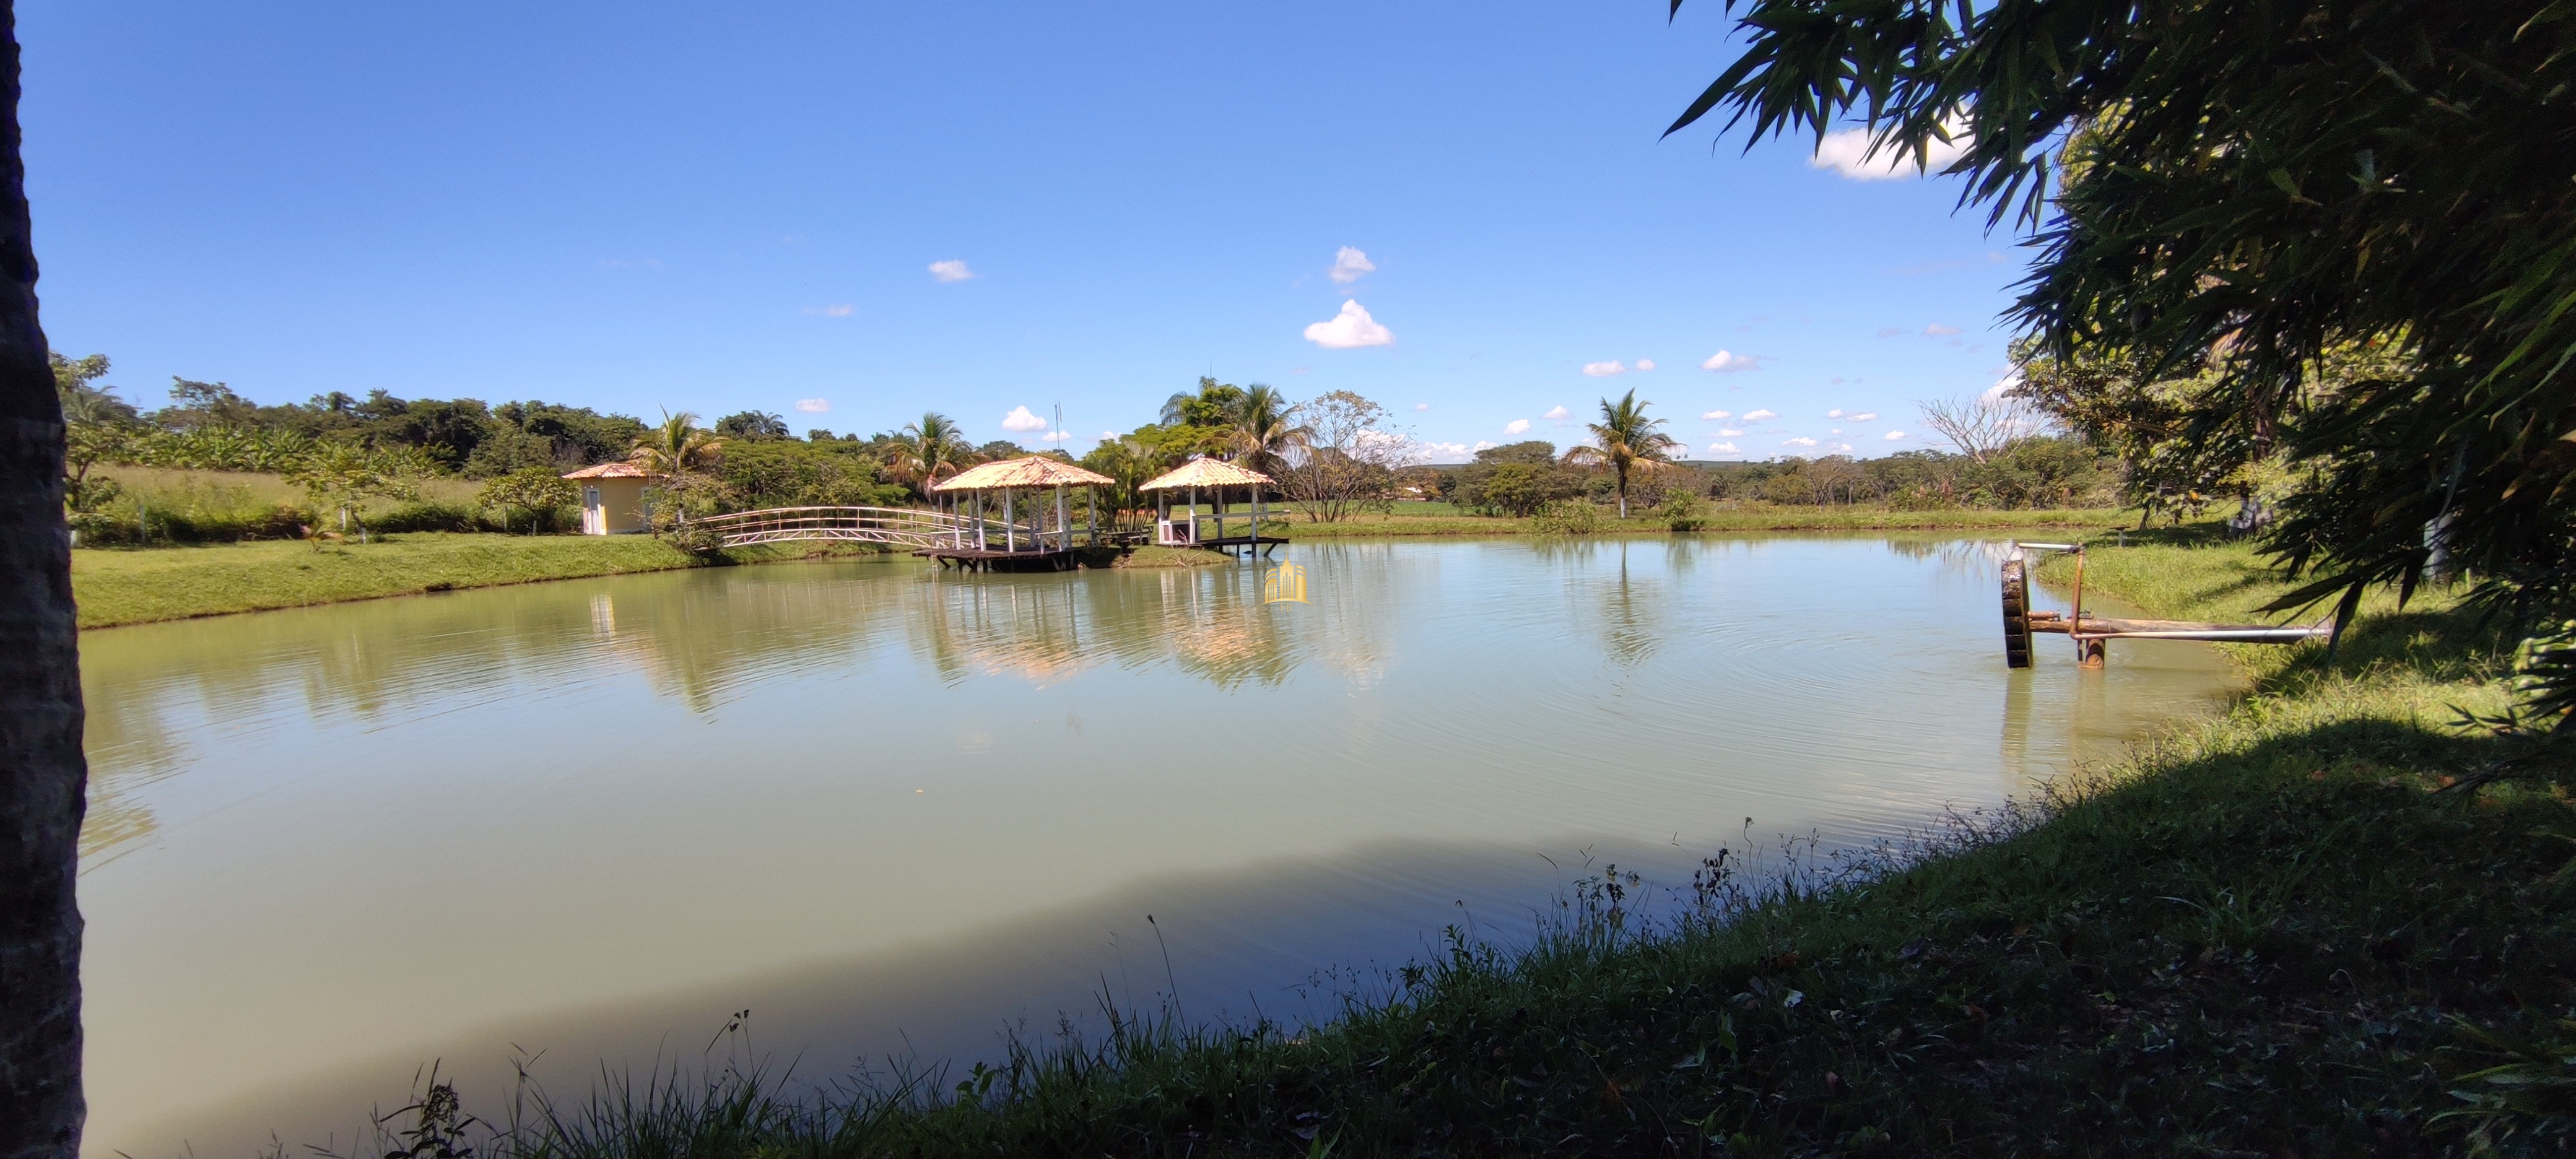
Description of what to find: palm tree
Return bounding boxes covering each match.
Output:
[1082,435,1160,517]
[1564,389,1682,518]
[627,410,726,477]
[1229,383,1307,477]
[886,412,975,501]
[0,13,93,1155]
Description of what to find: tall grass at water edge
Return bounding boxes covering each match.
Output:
[332,529,2575,1156]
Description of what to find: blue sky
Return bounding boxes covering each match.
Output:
[22,1,2026,461]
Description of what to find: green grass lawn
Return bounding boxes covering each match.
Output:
[71,533,879,628]
[359,530,2572,1157]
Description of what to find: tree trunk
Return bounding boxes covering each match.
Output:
[0,2,87,1155]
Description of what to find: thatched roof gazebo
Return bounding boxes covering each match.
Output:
[1139,458,1284,557]
[929,454,1115,565]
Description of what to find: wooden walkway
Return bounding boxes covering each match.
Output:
[679,505,1269,570]
[918,547,1081,572]
[1186,534,1289,558]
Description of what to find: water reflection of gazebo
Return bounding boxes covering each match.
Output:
[926,456,1116,571]
[1139,458,1287,558]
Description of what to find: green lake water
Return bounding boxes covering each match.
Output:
[76,535,2236,1155]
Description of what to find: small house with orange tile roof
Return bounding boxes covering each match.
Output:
[562,461,658,534]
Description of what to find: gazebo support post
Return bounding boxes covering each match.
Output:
[1004,489,1016,552]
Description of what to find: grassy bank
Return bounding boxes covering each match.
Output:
[367,531,2571,1157]
[1271,503,2138,537]
[78,466,511,545]
[72,534,885,629]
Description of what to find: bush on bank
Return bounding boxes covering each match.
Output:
[335,532,2573,1157]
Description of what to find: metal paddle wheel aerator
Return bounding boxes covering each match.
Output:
[1999,540,2333,669]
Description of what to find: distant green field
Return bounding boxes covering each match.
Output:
[71,533,881,628]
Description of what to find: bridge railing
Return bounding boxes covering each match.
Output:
[684,506,1104,552]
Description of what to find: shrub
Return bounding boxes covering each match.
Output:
[372,501,490,534]
[1661,490,1710,532]
[1887,485,1958,511]
[477,467,580,533]
[1529,500,1604,536]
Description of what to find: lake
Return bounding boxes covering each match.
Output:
[75,535,2234,1156]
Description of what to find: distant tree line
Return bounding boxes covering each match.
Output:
[1441,429,2119,515]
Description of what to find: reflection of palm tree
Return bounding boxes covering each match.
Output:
[1562,389,1681,518]
[1230,383,1307,477]
[629,410,726,476]
[1601,544,1658,668]
[888,412,977,500]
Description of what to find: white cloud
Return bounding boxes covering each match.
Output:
[1328,246,1376,285]
[1830,428,1844,435]
[1743,409,1778,422]
[1634,358,1656,371]
[1874,326,1902,339]
[1810,126,1972,181]
[1702,350,1762,373]
[1982,369,2024,404]
[1504,419,1532,436]
[1041,430,1073,443]
[1884,430,1909,441]
[1471,440,1498,452]
[1825,409,1845,419]
[1000,406,1048,433]
[1708,441,1741,455]
[1837,443,1855,452]
[929,259,977,282]
[1416,441,1475,463]
[801,304,854,317]
[1583,360,1629,377]
[1923,323,1962,336]
[1413,402,1430,412]
[1718,428,1744,437]
[794,398,830,414]
[1783,436,1819,448]
[1702,409,1731,420]
[1303,300,1395,348]
[1848,411,1879,422]
[1542,405,1571,421]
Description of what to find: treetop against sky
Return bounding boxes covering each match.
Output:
[23,1,2019,461]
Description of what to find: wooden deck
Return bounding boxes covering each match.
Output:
[916,547,1079,572]
[1186,535,1289,558]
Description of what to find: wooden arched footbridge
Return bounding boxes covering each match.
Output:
[684,506,1113,570]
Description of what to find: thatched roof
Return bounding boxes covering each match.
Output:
[1139,458,1274,491]
[563,461,658,479]
[933,455,1115,492]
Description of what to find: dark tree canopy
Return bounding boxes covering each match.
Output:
[1673,0,2576,615]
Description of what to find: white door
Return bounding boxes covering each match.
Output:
[583,485,602,534]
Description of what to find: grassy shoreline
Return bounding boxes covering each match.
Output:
[70,534,891,630]
[1272,504,2137,537]
[76,508,2140,629]
[351,530,2572,1156]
